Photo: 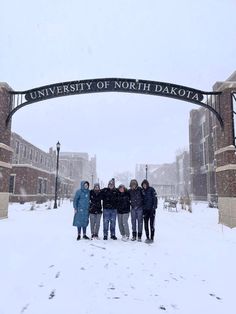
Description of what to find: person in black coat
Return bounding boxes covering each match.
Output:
[141,179,158,243]
[117,184,130,241]
[89,183,102,239]
[128,179,144,241]
[101,179,118,240]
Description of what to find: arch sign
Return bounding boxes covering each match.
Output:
[7,78,223,127]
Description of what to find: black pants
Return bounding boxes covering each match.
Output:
[143,210,155,240]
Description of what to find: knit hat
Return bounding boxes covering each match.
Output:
[129,179,138,188]
[108,178,115,188]
[93,183,100,189]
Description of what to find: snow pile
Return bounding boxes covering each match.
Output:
[0,201,235,314]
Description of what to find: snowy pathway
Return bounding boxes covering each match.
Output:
[0,201,235,314]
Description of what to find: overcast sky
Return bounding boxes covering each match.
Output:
[1,0,236,184]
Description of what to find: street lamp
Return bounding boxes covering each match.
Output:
[91,173,94,187]
[145,164,148,180]
[53,141,61,209]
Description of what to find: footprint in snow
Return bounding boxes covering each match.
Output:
[209,293,222,300]
[20,303,29,313]
[49,289,56,300]
[159,305,166,311]
[55,271,60,278]
[171,304,179,310]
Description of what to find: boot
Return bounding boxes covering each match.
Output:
[131,231,137,241]
[83,235,90,240]
[77,234,81,240]
[151,230,155,242]
[137,232,142,242]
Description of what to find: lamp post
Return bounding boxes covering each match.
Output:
[91,173,94,187]
[145,164,148,180]
[53,141,61,209]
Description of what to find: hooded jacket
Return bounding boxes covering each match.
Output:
[141,179,158,212]
[101,180,118,209]
[128,179,144,209]
[73,181,90,227]
[117,189,130,214]
[89,183,102,214]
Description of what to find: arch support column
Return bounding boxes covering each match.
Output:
[0,83,13,219]
[214,81,236,227]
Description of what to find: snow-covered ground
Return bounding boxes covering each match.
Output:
[0,200,235,314]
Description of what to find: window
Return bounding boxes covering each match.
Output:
[199,143,204,166]
[16,141,20,154]
[29,149,33,160]
[43,179,47,194]
[233,93,236,146]
[38,178,43,194]
[9,175,15,193]
[23,145,27,158]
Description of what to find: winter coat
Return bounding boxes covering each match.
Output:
[101,187,118,209]
[141,180,158,213]
[117,191,130,214]
[89,190,102,214]
[73,181,90,228]
[128,187,144,209]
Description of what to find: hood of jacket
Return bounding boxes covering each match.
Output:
[81,181,90,191]
[129,179,138,189]
[141,179,150,189]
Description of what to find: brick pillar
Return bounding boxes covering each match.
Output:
[213,81,236,228]
[0,83,13,219]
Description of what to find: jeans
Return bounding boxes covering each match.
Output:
[143,210,155,240]
[117,213,130,237]
[103,208,117,237]
[90,213,102,236]
[131,207,143,235]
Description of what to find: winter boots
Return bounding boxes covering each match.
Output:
[131,231,137,241]
[137,232,142,242]
[131,232,142,241]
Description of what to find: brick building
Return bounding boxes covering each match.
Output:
[135,163,177,197]
[60,152,97,192]
[9,133,97,203]
[176,150,190,197]
[189,106,217,201]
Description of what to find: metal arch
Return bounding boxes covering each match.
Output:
[6,78,223,128]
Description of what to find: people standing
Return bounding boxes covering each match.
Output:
[117,184,130,241]
[89,183,102,239]
[101,179,118,240]
[73,181,90,240]
[141,179,158,243]
[128,179,144,241]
